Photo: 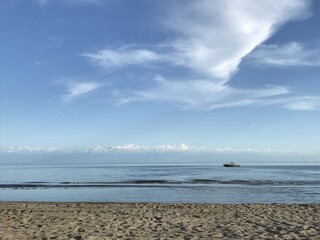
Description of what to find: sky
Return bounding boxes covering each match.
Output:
[0,0,320,162]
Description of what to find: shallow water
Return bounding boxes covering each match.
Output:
[1,164,319,203]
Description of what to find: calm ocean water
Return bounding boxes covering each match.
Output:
[1,164,319,203]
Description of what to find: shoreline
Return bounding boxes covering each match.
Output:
[1,202,319,239]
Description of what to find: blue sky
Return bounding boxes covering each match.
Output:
[1,0,320,160]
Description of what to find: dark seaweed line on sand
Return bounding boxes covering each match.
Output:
[1,179,320,189]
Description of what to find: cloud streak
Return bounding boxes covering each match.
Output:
[248,42,320,66]
[282,96,320,110]
[133,75,289,110]
[63,82,100,102]
[83,48,163,69]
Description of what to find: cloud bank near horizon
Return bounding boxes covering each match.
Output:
[0,144,305,155]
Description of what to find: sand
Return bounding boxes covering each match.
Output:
[0,202,319,239]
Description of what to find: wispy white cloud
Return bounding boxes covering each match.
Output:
[246,95,320,111]
[133,75,289,110]
[282,97,320,110]
[161,0,311,79]
[84,0,310,79]
[63,82,100,102]
[114,75,320,111]
[248,42,320,66]
[83,48,163,69]
[82,0,314,110]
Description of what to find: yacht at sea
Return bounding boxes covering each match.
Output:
[223,162,240,167]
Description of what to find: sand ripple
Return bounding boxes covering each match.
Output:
[0,202,319,239]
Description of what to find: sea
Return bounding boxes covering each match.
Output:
[1,164,320,203]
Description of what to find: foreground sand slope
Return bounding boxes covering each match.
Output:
[0,202,319,239]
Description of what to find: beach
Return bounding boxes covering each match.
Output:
[0,202,319,239]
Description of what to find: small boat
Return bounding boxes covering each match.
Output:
[223,162,240,167]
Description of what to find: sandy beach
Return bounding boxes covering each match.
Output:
[0,202,319,239]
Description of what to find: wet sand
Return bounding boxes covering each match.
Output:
[0,202,319,239]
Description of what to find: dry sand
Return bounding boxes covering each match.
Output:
[0,202,319,239]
